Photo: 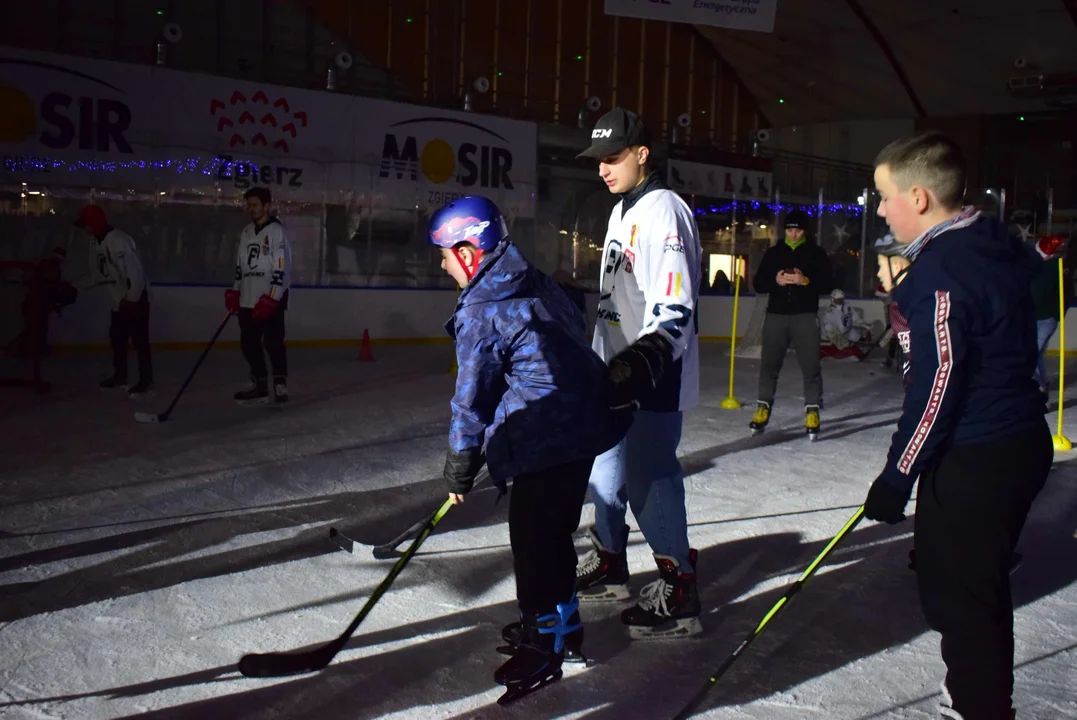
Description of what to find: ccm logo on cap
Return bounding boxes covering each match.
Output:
[592,128,613,139]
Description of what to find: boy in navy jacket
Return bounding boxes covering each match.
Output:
[863,131,1054,720]
[428,195,627,704]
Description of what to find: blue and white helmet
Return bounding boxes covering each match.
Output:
[427,196,509,252]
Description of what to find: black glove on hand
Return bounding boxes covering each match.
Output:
[863,476,910,525]
[607,333,674,410]
[443,448,486,496]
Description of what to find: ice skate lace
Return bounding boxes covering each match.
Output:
[576,549,601,578]
[637,578,673,617]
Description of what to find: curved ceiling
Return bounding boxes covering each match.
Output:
[697,0,1077,126]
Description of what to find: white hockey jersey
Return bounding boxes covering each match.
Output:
[820,303,865,347]
[593,180,701,411]
[88,228,150,311]
[233,217,292,307]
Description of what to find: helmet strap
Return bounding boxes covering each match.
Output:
[451,246,484,281]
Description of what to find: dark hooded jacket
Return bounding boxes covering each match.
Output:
[444,240,629,487]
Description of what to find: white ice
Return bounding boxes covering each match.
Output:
[1,345,1075,719]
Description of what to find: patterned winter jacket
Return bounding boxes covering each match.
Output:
[445,240,627,486]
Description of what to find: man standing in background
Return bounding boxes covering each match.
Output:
[748,209,833,439]
[226,187,292,406]
[74,205,154,397]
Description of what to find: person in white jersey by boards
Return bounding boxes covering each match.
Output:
[574,108,702,639]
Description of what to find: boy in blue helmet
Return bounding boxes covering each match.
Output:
[428,195,627,704]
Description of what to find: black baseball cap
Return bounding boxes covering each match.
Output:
[577,108,651,160]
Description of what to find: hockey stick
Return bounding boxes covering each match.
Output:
[329,466,491,560]
[238,496,454,678]
[671,506,865,720]
[135,313,232,424]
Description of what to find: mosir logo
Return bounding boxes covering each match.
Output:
[0,59,133,153]
[379,117,515,207]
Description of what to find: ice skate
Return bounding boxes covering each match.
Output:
[805,404,820,441]
[126,380,155,398]
[938,679,1016,720]
[234,378,269,406]
[622,550,702,640]
[498,607,586,663]
[494,597,581,705]
[273,379,289,405]
[749,401,770,435]
[575,525,631,602]
[99,374,128,391]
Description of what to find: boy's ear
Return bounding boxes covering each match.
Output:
[909,185,932,214]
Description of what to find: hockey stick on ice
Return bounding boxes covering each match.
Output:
[671,506,865,720]
[237,496,454,678]
[135,313,232,424]
[329,466,491,560]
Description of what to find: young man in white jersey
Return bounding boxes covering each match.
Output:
[225,187,292,405]
[575,108,702,639]
[74,204,154,397]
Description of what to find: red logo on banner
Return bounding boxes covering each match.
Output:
[209,91,307,153]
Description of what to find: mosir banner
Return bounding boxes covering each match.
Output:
[0,48,537,216]
[603,0,778,33]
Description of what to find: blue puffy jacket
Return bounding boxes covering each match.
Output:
[879,216,1048,495]
[445,240,624,486]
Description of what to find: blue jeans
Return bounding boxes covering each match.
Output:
[588,410,693,573]
[1035,319,1058,390]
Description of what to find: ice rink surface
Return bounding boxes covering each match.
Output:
[1,344,1075,719]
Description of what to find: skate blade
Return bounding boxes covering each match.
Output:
[750,427,766,436]
[496,668,563,705]
[128,390,157,399]
[577,584,631,603]
[807,431,819,442]
[495,645,587,664]
[236,397,271,407]
[626,616,703,640]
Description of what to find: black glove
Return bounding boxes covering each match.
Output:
[863,476,910,525]
[443,448,486,496]
[607,333,674,410]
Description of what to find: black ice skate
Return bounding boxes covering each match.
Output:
[127,381,155,398]
[498,611,586,663]
[621,550,702,640]
[805,404,820,441]
[99,374,128,391]
[576,525,631,602]
[234,378,269,406]
[494,596,581,705]
[273,378,288,405]
[749,401,771,435]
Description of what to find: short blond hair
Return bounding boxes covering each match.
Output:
[875,131,966,210]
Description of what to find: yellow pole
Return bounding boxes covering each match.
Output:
[1053,258,1071,450]
[721,269,742,409]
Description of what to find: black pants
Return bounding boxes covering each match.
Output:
[915,422,1052,719]
[238,307,287,381]
[758,312,822,406]
[509,457,594,614]
[110,291,152,383]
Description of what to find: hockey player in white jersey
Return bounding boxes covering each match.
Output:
[225,187,292,405]
[74,205,154,397]
[575,108,702,639]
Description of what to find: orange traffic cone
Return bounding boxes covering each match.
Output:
[358,329,375,361]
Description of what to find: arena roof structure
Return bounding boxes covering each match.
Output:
[697,0,1077,125]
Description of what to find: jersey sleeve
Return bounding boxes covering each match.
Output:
[448,308,506,453]
[266,224,291,301]
[634,202,698,361]
[107,233,145,302]
[878,285,969,495]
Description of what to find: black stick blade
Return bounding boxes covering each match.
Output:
[237,645,338,678]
